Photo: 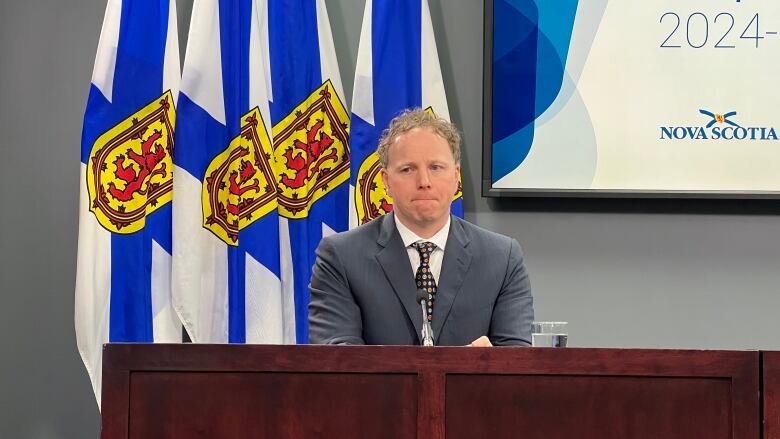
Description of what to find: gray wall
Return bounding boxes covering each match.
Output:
[1,0,778,437]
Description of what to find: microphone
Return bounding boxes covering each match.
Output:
[416,289,434,346]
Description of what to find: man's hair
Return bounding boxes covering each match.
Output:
[376,108,461,168]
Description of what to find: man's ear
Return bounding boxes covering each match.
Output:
[381,168,392,198]
[454,164,461,195]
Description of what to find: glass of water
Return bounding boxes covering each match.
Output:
[532,321,568,347]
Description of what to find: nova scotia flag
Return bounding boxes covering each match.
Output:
[350,0,462,228]
[173,0,292,344]
[76,0,182,405]
[172,0,348,345]
[267,0,350,343]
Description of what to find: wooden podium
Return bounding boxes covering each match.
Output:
[101,344,759,439]
[765,351,780,439]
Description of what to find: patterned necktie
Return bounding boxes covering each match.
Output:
[412,241,437,323]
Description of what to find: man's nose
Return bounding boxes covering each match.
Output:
[417,169,432,188]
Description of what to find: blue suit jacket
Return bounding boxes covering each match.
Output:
[308,213,534,346]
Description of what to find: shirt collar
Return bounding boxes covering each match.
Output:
[394,214,450,251]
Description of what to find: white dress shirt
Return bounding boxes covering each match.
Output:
[394,215,451,284]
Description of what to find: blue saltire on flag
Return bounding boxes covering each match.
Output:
[76,0,181,405]
[349,0,462,229]
[173,0,294,344]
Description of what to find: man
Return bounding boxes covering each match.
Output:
[309,109,533,346]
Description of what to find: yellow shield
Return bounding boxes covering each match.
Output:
[202,108,277,245]
[354,152,393,224]
[272,80,350,218]
[86,91,175,234]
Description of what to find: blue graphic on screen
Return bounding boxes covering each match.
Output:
[491,0,579,182]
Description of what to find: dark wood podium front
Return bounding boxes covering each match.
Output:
[765,351,780,439]
[101,345,759,439]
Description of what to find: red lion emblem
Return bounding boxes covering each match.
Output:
[108,130,168,202]
[280,119,339,189]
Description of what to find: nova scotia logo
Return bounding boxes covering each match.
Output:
[699,109,739,128]
[660,109,777,141]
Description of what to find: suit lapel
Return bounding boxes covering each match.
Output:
[375,214,422,343]
[432,218,473,340]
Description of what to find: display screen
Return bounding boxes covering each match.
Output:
[483,0,780,198]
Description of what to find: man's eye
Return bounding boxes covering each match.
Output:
[399,167,412,173]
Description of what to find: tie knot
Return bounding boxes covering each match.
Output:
[412,241,436,258]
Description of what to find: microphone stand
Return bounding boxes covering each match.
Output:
[417,289,434,346]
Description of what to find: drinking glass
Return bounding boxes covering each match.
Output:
[532,321,568,347]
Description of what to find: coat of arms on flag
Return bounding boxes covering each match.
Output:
[202,108,277,245]
[273,80,350,219]
[87,92,176,234]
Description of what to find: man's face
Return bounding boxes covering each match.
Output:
[381,127,459,234]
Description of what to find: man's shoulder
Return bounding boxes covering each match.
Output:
[320,214,386,248]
